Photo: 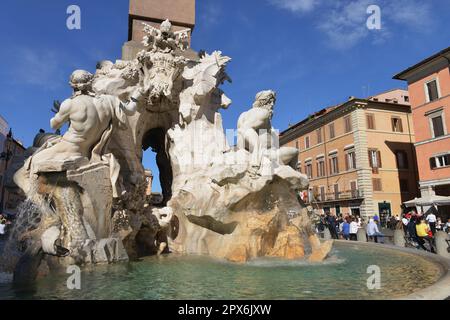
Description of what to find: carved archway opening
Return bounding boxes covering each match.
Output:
[142,127,173,206]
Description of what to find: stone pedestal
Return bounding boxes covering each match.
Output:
[393,229,406,247]
[357,228,367,242]
[67,162,113,239]
[435,231,450,259]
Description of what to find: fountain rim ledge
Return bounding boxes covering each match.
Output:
[334,240,450,300]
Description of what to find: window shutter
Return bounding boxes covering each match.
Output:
[430,157,436,169]
[377,151,382,168]
[368,151,373,168]
[345,154,349,171]
[367,114,375,129]
[398,119,403,132]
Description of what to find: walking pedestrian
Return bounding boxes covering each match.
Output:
[426,211,437,236]
[342,218,350,240]
[349,217,358,241]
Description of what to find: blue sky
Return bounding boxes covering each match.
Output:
[0,0,449,192]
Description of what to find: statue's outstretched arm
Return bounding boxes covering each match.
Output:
[122,88,147,115]
[50,100,71,130]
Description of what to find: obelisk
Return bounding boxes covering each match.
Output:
[122,0,196,60]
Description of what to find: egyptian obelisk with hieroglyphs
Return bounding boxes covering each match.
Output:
[122,0,196,60]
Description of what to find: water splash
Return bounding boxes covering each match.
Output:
[0,181,57,273]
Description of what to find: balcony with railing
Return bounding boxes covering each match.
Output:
[305,189,364,204]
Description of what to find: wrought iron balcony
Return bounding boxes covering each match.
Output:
[306,189,364,204]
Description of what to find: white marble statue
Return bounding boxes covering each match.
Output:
[31,70,143,168]
[237,90,299,167]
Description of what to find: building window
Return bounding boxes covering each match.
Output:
[344,116,352,133]
[404,96,409,103]
[320,186,325,201]
[395,150,409,169]
[329,123,335,139]
[368,149,382,173]
[372,178,382,191]
[350,181,358,198]
[345,151,356,170]
[317,158,325,177]
[425,79,440,102]
[329,155,339,175]
[296,161,302,172]
[316,128,322,144]
[400,179,409,193]
[305,136,310,149]
[305,162,313,178]
[333,184,339,200]
[430,114,446,138]
[295,141,299,149]
[313,186,319,201]
[391,117,403,132]
[430,154,450,169]
[366,114,375,130]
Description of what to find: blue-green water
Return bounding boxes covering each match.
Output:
[0,243,441,300]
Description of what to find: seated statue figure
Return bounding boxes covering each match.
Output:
[15,70,145,194]
[237,90,298,167]
[30,70,144,170]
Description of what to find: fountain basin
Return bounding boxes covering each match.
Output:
[0,241,448,300]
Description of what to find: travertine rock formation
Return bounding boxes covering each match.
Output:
[4,20,332,283]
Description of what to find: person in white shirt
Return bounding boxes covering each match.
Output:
[445,219,450,234]
[402,214,409,235]
[349,217,359,241]
[367,218,384,243]
[356,216,362,228]
[426,212,437,236]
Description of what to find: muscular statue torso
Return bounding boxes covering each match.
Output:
[53,95,114,155]
[237,108,273,155]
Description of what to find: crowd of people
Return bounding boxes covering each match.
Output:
[316,210,450,251]
[400,210,450,253]
[316,212,384,243]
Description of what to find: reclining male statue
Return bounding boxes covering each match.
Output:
[15,70,145,194]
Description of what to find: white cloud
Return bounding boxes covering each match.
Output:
[384,0,433,31]
[269,0,321,13]
[201,2,222,26]
[267,0,435,50]
[317,0,373,49]
[9,47,65,90]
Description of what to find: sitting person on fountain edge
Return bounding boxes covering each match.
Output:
[415,218,435,253]
[367,218,384,243]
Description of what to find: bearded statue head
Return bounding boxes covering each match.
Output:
[69,70,94,93]
[252,90,276,111]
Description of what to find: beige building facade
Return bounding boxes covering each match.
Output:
[280,89,419,223]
